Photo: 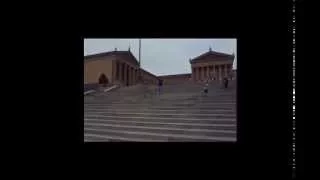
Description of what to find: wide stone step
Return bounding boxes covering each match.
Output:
[84,124,236,136]
[84,115,236,124]
[84,111,236,118]
[85,92,236,99]
[86,94,236,98]
[87,94,236,97]
[84,128,236,142]
[84,108,236,114]
[84,100,237,104]
[84,105,236,111]
[84,110,236,117]
[84,104,236,111]
[84,133,163,142]
[84,102,236,106]
[84,120,237,131]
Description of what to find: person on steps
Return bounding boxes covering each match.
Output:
[158,79,163,95]
[224,77,229,89]
[203,80,209,96]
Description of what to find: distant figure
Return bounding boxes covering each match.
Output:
[224,77,229,88]
[158,79,163,95]
[203,80,209,95]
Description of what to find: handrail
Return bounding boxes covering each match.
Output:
[84,90,96,95]
[104,85,119,92]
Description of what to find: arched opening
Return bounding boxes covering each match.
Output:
[98,73,109,87]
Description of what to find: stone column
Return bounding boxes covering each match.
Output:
[202,67,205,81]
[131,67,133,85]
[222,65,225,79]
[128,65,130,85]
[196,67,199,81]
[203,66,206,81]
[192,67,195,81]
[207,66,210,80]
[119,62,123,83]
[128,66,131,85]
[131,67,134,85]
[197,67,199,81]
[133,68,135,85]
[215,65,218,81]
[135,69,138,84]
[123,64,127,86]
[221,65,224,79]
[127,64,129,85]
[213,65,215,80]
[209,65,213,80]
[215,66,218,81]
[127,65,130,85]
[115,62,118,81]
[219,65,222,81]
[191,67,194,81]
[224,64,228,78]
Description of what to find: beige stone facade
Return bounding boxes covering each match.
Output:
[190,49,235,81]
[84,50,158,87]
[84,49,235,90]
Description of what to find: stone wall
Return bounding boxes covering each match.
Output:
[84,57,113,84]
[158,74,192,85]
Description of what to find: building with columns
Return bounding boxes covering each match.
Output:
[190,48,235,82]
[84,48,236,91]
[84,49,158,90]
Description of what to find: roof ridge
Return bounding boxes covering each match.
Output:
[84,50,139,66]
[84,50,130,58]
[190,50,234,63]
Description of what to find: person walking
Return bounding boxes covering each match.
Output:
[203,79,209,96]
[158,79,163,95]
[223,77,229,89]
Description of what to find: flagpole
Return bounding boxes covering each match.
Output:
[139,39,141,67]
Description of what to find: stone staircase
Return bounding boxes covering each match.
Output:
[84,80,236,142]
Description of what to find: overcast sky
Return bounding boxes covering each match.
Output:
[84,39,237,76]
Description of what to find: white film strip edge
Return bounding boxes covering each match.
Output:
[292,0,296,177]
